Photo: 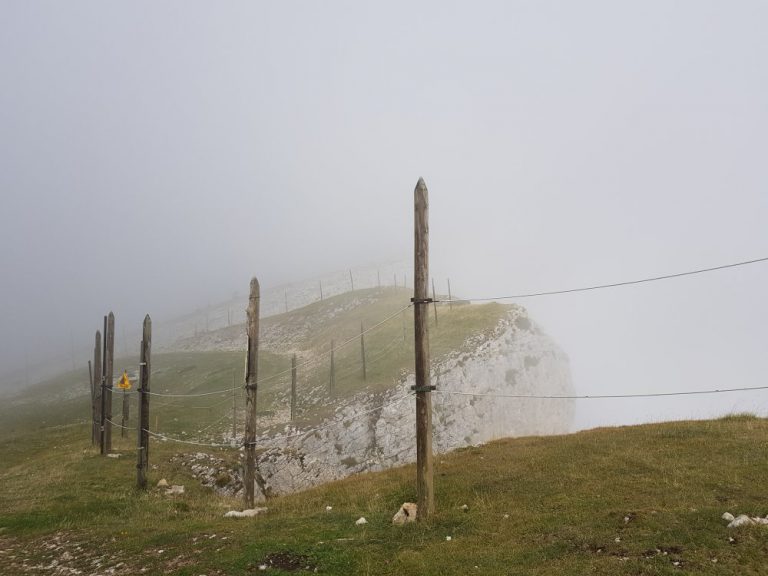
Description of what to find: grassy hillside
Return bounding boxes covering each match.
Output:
[2,416,768,574]
[0,287,510,440]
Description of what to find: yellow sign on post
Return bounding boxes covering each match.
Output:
[117,370,132,390]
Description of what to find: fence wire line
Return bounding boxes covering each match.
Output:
[249,391,415,446]
[434,384,768,400]
[146,304,411,398]
[438,255,768,303]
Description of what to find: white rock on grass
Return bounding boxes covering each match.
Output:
[355,517,368,526]
[157,479,169,488]
[165,485,185,496]
[728,514,756,528]
[722,512,735,522]
[392,503,418,525]
[224,508,268,518]
[106,453,121,459]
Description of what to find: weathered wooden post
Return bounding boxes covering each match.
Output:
[121,386,129,438]
[232,371,237,440]
[329,339,336,397]
[394,273,397,287]
[290,354,297,421]
[377,269,381,288]
[413,177,434,519]
[432,278,438,327]
[284,290,288,313]
[447,278,453,310]
[349,269,355,291]
[88,360,94,444]
[137,315,151,490]
[244,277,260,508]
[360,321,367,381]
[319,280,324,301]
[104,312,115,452]
[93,330,102,446]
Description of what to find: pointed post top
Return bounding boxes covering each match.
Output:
[108,311,114,321]
[249,277,260,297]
[143,314,151,323]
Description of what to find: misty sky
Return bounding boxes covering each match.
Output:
[1,1,767,429]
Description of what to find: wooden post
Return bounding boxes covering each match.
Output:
[377,269,381,288]
[319,280,324,301]
[360,321,367,381]
[447,278,452,310]
[432,278,438,327]
[329,339,335,396]
[104,312,115,452]
[413,177,434,519]
[137,315,152,490]
[232,371,237,440]
[88,360,94,445]
[349,269,355,292]
[244,277,260,508]
[394,273,397,287]
[290,354,297,421]
[121,387,128,438]
[228,308,231,327]
[284,290,288,313]
[93,330,102,447]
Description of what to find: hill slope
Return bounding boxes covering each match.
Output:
[2,416,768,575]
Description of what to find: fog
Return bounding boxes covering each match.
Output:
[1,1,766,430]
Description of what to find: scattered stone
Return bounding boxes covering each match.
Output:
[165,485,185,496]
[446,536,452,541]
[728,514,755,528]
[355,517,367,526]
[325,506,333,511]
[722,512,734,522]
[157,479,169,488]
[107,453,121,459]
[461,504,469,512]
[503,514,509,519]
[224,508,268,518]
[393,502,418,525]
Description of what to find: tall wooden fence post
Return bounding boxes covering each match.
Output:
[92,331,102,446]
[349,269,355,291]
[88,360,94,445]
[432,278,438,326]
[232,371,237,440]
[137,315,152,489]
[290,354,297,421]
[447,278,453,310]
[360,321,367,381]
[244,278,260,508]
[319,280,324,301]
[104,312,115,452]
[329,340,336,397]
[413,177,434,520]
[121,387,129,438]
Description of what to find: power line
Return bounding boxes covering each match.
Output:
[440,256,768,303]
[434,384,768,400]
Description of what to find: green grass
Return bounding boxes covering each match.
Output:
[6,290,765,573]
[2,417,768,574]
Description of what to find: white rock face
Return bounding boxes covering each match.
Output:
[249,307,574,497]
[224,508,267,518]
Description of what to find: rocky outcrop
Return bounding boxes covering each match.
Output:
[242,306,574,499]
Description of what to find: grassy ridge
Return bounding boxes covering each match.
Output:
[2,417,768,574]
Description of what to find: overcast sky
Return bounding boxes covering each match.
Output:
[1,1,766,429]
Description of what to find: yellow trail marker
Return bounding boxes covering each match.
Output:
[117,370,132,390]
